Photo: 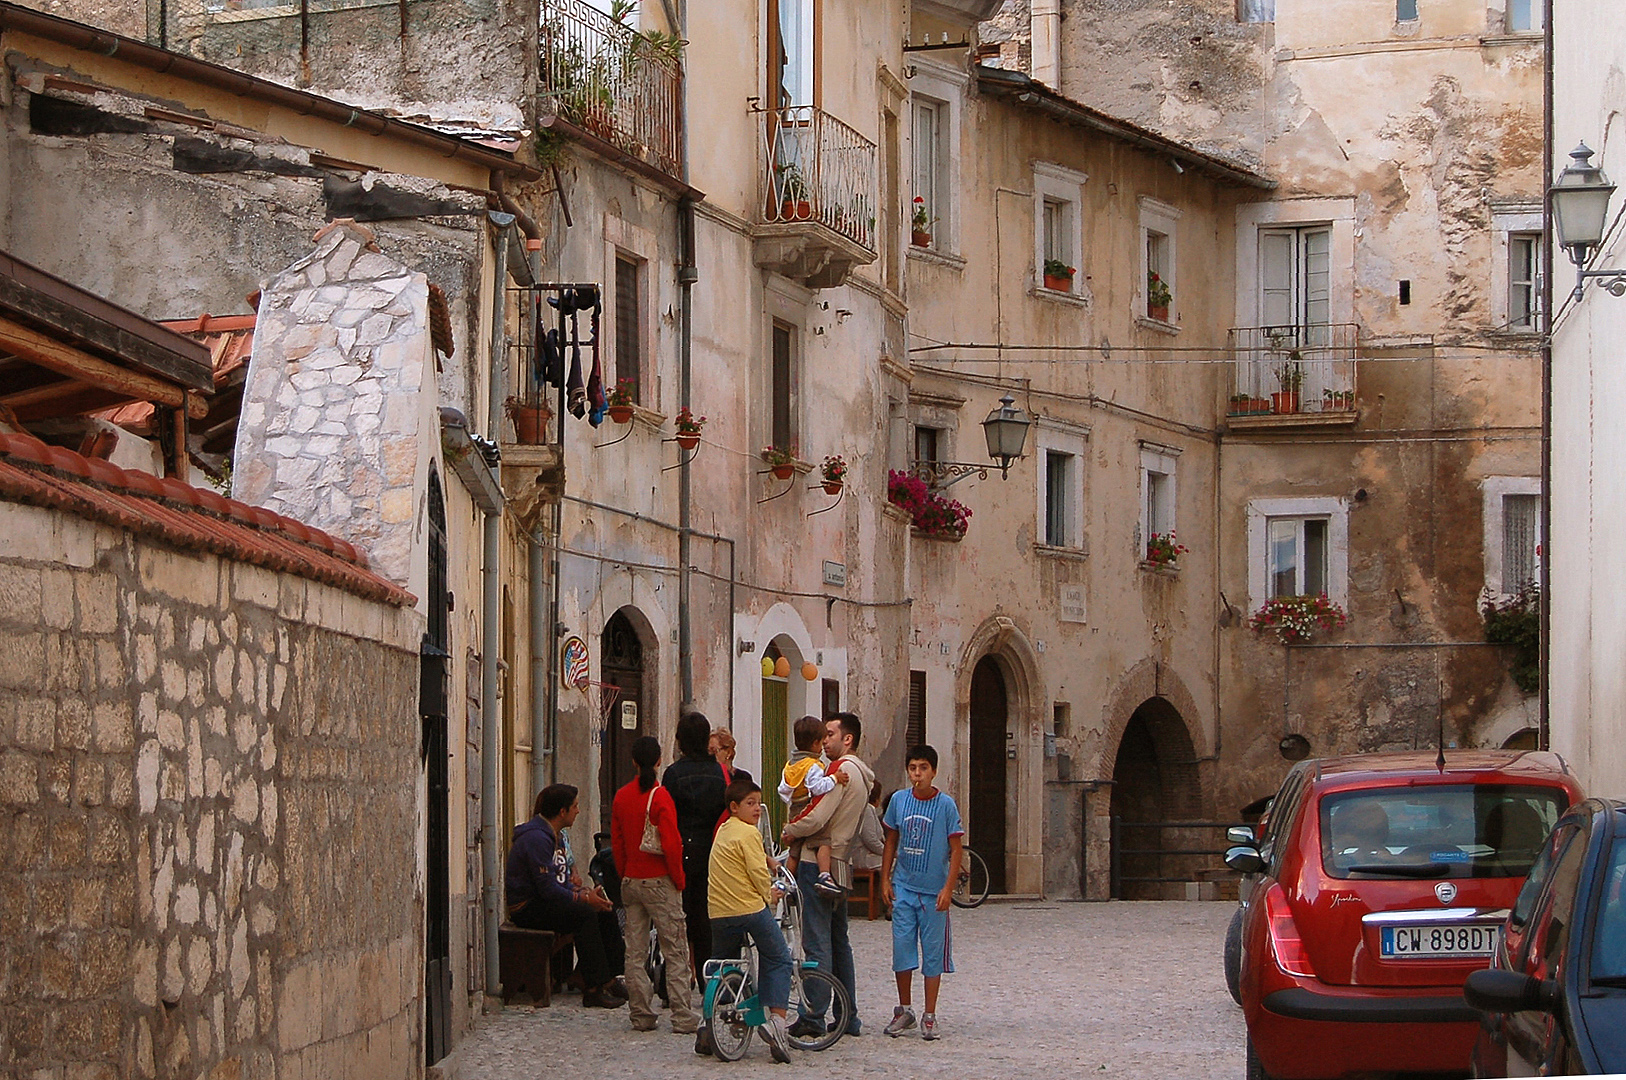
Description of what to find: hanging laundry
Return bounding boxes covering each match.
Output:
[586,297,607,426]
[542,329,565,388]
[566,306,586,419]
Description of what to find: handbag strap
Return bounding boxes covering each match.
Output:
[643,785,658,826]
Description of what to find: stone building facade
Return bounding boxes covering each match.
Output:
[0,431,420,1080]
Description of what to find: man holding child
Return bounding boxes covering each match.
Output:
[780,712,873,1039]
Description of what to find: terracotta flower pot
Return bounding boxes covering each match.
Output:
[771,463,795,480]
[676,432,701,451]
[1148,303,1169,322]
[506,401,552,444]
[1044,273,1074,292]
[822,480,843,495]
[911,229,932,247]
[608,404,634,424]
[782,200,812,221]
[1271,391,1300,414]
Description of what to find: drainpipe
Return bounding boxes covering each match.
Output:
[480,210,513,1002]
[678,199,698,706]
[1538,0,1554,752]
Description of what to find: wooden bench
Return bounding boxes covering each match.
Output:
[849,868,882,920]
[497,923,574,1007]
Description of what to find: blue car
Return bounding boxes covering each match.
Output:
[1466,797,1626,1076]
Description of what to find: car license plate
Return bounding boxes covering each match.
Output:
[1380,922,1498,958]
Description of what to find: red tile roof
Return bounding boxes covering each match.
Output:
[0,431,414,607]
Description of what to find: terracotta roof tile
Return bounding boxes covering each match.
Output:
[0,431,413,607]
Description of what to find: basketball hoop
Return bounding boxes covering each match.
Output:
[581,680,621,729]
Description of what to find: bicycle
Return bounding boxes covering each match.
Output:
[951,845,992,908]
[701,866,853,1060]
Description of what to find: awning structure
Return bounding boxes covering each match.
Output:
[0,250,213,475]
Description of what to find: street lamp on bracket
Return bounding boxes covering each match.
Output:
[1551,142,1626,303]
[911,393,1032,488]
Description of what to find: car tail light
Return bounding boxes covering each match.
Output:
[1265,883,1317,977]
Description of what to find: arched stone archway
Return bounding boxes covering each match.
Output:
[1085,659,1210,900]
[953,617,1044,896]
[597,605,658,832]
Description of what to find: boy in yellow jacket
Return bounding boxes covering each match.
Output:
[703,779,794,1063]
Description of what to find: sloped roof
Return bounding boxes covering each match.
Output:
[0,430,413,606]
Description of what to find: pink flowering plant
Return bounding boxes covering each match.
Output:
[1145,531,1188,566]
[820,455,848,484]
[675,407,705,434]
[761,444,797,467]
[887,469,972,539]
[1248,593,1347,644]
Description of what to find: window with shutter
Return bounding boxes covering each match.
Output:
[1503,493,1540,592]
[1259,226,1332,337]
[907,670,926,749]
[615,255,641,403]
[771,321,795,451]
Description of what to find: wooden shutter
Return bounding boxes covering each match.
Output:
[907,670,926,749]
[615,255,640,402]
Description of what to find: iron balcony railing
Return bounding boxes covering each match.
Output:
[1229,323,1359,415]
[539,0,683,179]
[755,104,877,253]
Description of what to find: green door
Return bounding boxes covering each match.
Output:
[762,676,789,839]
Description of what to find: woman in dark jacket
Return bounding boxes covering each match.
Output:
[661,711,728,974]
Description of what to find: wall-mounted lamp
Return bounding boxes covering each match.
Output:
[911,393,1033,488]
[738,638,756,655]
[1551,143,1626,302]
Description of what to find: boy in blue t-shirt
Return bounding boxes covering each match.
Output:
[880,744,963,1041]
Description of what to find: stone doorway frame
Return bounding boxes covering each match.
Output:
[953,616,1043,896]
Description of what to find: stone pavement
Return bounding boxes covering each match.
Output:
[448,901,1244,1080]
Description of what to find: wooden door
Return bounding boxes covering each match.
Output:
[599,612,645,834]
[968,656,1008,894]
[762,672,790,839]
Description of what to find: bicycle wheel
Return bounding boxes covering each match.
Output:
[952,847,992,908]
[786,967,851,1051]
[708,970,753,1062]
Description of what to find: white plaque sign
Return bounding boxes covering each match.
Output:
[1059,584,1087,624]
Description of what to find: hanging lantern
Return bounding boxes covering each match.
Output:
[801,661,819,682]
[761,656,776,678]
[774,656,791,678]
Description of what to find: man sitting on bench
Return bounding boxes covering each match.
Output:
[506,783,626,1008]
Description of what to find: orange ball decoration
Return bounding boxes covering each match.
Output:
[801,662,819,682]
[774,656,791,678]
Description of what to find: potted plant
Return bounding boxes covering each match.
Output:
[1228,392,1252,415]
[1248,593,1348,644]
[505,396,552,444]
[762,444,798,480]
[887,469,972,540]
[1322,387,1354,412]
[607,378,636,423]
[1043,259,1076,292]
[820,454,847,494]
[1272,360,1304,414]
[675,406,705,450]
[1147,271,1173,321]
[777,162,812,221]
[911,196,936,247]
[1145,531,1189,567]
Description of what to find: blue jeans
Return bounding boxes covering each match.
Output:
[711,906,791,1011]
[796,859,860,1033]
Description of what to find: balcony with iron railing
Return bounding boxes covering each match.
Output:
[750,103,878,289]
[539,0,683,181]
[1226,324,1359,429]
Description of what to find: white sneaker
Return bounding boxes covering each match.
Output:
[767,1015,793,1063]
[921,1012,940,1040]
[884,1006,917,1037]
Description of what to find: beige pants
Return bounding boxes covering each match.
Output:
[620,875,698,1032]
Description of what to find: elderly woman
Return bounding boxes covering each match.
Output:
[708,727,753,784]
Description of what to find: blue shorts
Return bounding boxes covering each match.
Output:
[891,887,953,978]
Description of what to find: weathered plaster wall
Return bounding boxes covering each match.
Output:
[0,498,421,1080]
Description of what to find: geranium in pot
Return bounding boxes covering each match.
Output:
[911,196,937,247]
[761,444,798,479]
[607,378,636,423]
[1248,593,1347,644]
[1145,531,1188,567]
[1043,259,1076,292]
[820,454,847,494]
[674,407,705,450]
[1147,271,1172,321]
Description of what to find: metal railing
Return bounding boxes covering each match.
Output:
[1229,323,1359,414]
[1110,819,1242,899]
[539,0,683,179]
[754,104,877,253]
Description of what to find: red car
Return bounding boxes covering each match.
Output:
[1225,751,1582,1080]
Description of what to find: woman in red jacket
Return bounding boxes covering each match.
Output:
[611,735,698,1034]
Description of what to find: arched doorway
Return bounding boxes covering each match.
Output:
[598,610,647,832]
[969,656,1009,895]
[1109,697,1201,899]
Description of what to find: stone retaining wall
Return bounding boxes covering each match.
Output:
[0,498,423,1080]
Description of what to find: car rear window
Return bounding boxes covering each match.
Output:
[1319,784,1565,880]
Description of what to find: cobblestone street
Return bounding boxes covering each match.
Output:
[451,901,1243,1080]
